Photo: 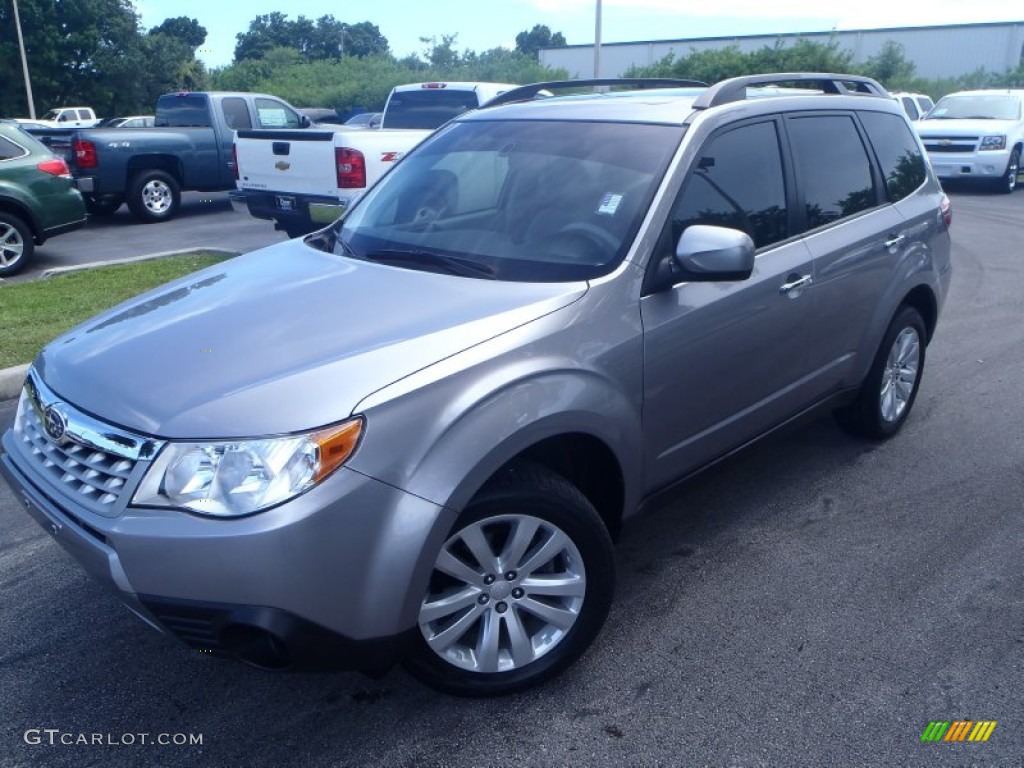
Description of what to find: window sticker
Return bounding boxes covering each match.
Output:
[597,193,623,216]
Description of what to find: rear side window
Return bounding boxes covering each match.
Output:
[385,90,481,130]
[860,111,927,203]
[787,115,876,230]
[155,94,212,127]
[900,97,919,120]
[0,135,29,161]
[221,97,252,130]
[667,120,789,249]
[77,109,91,120]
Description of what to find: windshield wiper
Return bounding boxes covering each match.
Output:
[362,249,496,279]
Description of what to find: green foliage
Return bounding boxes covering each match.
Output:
[233,13,387,62]
[515,25,567,59]
[0,0,207,118]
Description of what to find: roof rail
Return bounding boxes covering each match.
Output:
[483,78,708,109]
[692,73,888,110]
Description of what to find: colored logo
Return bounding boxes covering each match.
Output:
[43,406,67,442]
[921,721,997,742]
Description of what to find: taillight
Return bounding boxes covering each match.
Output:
[336,148,366,189]
[232,142,239,181]
[940,193,952,227]
[37,157,70,176]
[72,139,97,169]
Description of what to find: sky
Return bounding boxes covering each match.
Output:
[134,0,1024,69]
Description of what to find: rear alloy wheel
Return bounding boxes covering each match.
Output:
[405,463,615,696]
[994,147,1020,194]
[834,305,926,439]
[127,170,180,222]
[0,212,34,277]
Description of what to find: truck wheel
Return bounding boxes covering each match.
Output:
[833,305,926,439]
[405,462,615,697]
[127,170,180,222]
[993,147,1020,194]
[85,196,123,216]
[0,212,34,277]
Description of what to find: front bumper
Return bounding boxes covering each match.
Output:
[925,148,1011,180]
[1,414,451,673]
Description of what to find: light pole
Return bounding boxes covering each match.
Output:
[593,0,602,78]
[12,0,36,117]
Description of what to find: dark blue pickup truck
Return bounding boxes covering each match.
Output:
[65,91,310,222]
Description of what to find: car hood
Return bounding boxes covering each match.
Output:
[36,242,586,438]
[917,118,1019,137]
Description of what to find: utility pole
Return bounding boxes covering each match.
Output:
[12,0,36,118]
[593,0,602,78]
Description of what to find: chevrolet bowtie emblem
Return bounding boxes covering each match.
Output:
[275,161,291,171]
[938,139,952,146]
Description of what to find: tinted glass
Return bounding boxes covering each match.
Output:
[668,121,788,249]
[255,98,302,129]
[221,97,252,130]
[788,115,875,230]
[337,120,681,281]
[0,135,28,161]
[860,111,927,203]
[77,110,91,120]
[927,94,1021,120]
[384,90,482,129]
[900,97,919,120]
[155,94,211,127]
[918,96,934,113]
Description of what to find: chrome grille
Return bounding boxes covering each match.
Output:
[923,136,979,153]
[19,404,133,505]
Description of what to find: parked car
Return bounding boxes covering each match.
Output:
[96,115,155,128]
[67,91,312,220]
[915,89,1024,193]
[0,122,86,275]
[891,91,934,121]
[344,112,382,128]
[0,74,952,695]
[298,108,344,125]
[14,106,101,128]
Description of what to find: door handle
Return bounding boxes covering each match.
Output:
[885,234,906,250]
[779,274,813,294]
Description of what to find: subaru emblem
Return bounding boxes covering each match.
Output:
[43,406,67,442]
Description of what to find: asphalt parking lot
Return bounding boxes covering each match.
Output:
[0,186,1022,767]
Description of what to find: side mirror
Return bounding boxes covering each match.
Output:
[672,225,754,282]
[299,115,312,128]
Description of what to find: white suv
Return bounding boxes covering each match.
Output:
[916,89,1024,193]
[891,91,934,121]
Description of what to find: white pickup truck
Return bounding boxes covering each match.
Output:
[231,82,515,236]
[15,106,101,128]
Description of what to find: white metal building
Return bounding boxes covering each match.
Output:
[540,22,1024,81]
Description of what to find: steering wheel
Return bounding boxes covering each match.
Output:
[548,222,620,261]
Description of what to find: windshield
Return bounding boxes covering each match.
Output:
[332,119,682,282]
[926,94,1021,120]
[41,110,61,121]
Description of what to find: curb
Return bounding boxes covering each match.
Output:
[1,247,240,402]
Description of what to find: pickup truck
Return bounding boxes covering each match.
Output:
[66,91,311,221]
[15,107,101,129]
[231,81,515,236]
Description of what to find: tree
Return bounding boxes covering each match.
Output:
[861,41,916,87]
[419,34,461,70]
[234,14,388,62]
[341,21,389,58]
[515,24,566,59]
[148,17,207,49]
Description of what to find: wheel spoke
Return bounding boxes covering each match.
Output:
[518,529,569,577]
[521,574,586,598]
[459,525,499,573]
[435,548,484,587]
[517,597,578,630]
[504,607,534,667]
[500,516,540,571]
[420,586,481,623]
[880,380,896,421]
[425,603,485,652]
[476,610,501,673]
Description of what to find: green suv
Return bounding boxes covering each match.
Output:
[0,121,86,276]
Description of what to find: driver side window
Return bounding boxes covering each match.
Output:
[662,120,789,254]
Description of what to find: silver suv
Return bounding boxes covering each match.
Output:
[1,73,953,696]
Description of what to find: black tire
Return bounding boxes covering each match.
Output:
[0,212,35,277]
[404,462,615,697]
[834,305,927,439]
[993,147,1020,194]
[85,196,123,216]
[126,170,180,223]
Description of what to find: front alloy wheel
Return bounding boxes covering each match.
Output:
[0,213,34,277]
[405,463,615,696]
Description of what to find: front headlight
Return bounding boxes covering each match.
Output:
[133,418,363,517]
[979,135,1007,151]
